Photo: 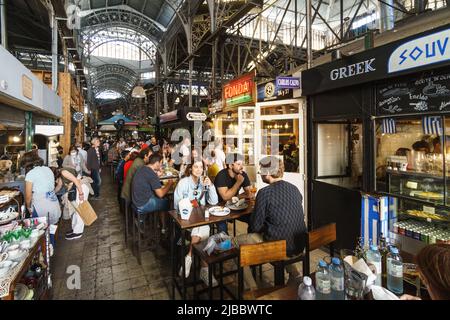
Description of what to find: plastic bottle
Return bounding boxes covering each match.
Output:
[315,260,331,300]
[298,276,316,300]
[330,257,345,300]
[366,245,382,286]
[387,246,403,295]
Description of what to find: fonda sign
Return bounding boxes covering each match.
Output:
[388,28,450,74]
[222,71,256,108]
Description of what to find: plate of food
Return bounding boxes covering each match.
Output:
[225,197,248,211]
[209,206,231,217]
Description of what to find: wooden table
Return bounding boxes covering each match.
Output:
[168,198,254,300]
[257,273,430,300]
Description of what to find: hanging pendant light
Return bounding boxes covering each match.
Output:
[132,44,146,99]
[131,85,146,98]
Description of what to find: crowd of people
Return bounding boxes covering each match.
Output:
[20,133,450,298]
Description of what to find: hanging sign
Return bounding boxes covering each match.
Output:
[35,125,64,136]
[388,28,450,74]
[222,71,256,108]
[159,110,178,124]
[275,76,301,89]
[73,112,84,122]
[257,80,293,102]
[302,25,450,95]
[186,112,207,121]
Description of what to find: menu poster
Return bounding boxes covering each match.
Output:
[376,72,450,115]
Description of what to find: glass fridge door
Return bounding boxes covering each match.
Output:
[238,107,255,166]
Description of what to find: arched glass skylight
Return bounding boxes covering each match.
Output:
[91,41,145,61]
[84,27,157,62]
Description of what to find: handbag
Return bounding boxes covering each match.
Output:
[71,200,97,226]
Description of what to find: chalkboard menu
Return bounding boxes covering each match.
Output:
[376,72,450,116]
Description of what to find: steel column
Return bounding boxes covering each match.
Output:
[25,112,33,152]
[306,0,312,69]
[0,0,6,49]
[51,11,58,92]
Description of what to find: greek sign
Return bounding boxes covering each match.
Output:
[388,28,450,74]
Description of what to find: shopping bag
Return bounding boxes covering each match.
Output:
[73,201,97,226]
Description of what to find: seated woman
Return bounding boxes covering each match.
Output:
[401,243,450,300]
[173,159,219,287]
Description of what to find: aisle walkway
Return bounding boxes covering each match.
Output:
[50,166,328,300]
[51,168,172,300]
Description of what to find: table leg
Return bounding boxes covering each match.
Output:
[219,262,224,300]
[181,230,186,300]
[170,218,176,300]
[208,264,213,300]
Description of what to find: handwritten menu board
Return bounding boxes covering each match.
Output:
[377,72,450,115]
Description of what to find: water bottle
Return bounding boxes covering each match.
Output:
[315,260,331,300]
[298,276,316,300]
[330,257,345,300]
[387,246,403,295]
[366,245,382,286]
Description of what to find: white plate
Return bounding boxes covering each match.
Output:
[9,249,28,262]
[225,201,249,211]
[209,206,231,217]
[0,211,19,225]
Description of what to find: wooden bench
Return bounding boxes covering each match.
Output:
[238,240,287,300]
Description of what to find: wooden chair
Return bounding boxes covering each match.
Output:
[238,240,287,300]
[273,223,337,286]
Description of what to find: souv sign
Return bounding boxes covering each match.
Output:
[388,28,450,73]
[329,58,376,80]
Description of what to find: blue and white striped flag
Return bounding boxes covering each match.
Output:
[381,118,396,134]
[422,116,443,135]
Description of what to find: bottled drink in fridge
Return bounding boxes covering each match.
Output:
[366,245,382,286]
[298,276,316,300]
[387,246,403,295]
[315,260,331,300]
[330,257,345,300]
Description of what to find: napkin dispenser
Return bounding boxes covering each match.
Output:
[178,198,193,220]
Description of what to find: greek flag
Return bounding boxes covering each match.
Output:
[422,116,443,135]
[381,118,396,134]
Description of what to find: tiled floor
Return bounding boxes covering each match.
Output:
[51,168,328,300]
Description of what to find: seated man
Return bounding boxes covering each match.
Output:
[131,153,174,213]
[214,153,252,233]
[235,156,307,290]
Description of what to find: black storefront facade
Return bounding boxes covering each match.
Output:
[302,24,450,253]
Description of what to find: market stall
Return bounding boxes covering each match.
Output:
[302,24,450,253]
[0,217,50,300]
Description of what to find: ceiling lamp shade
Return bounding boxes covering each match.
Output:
[131,85,146,98]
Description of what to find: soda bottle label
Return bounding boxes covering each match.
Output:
[388,262,403,277]
[331,276,344,291]
[317,279,331,294]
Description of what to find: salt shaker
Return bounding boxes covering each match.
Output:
[205,208,210,219]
